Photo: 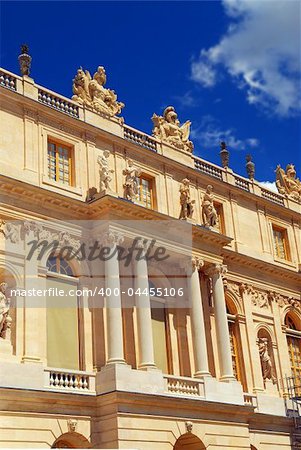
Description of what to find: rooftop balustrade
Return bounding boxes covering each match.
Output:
[0,67,295,210]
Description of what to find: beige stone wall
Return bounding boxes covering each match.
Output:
[0,69,300,449]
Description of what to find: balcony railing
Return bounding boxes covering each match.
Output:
[261,188,285,206]
[124,125,157,152]
[164,375,205,397]
[44,368,96,393]
[243,392,258,409]
[38,88,79,118]
[194,157,223,180]
[0,70,17,91]
[234,175,250,192]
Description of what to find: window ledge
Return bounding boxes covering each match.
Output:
[42,175,82,196]
[273,256,295,268]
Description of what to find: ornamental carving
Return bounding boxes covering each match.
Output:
[0,282,12,341]
[0,220,20,243]
[275,164,301,202]
[205,263,227,278]
[202,185,218,228]
[269,291,300,311]
[191,256,204,272]
[97,150,114,193]
[72,66,124,117]
[100,231,124,248]
[258,337,277,384]
[152,106,193,153]
[179,178,195,220]
[239,284,269,309]
[123,159,141,201]
[67,419,77,433]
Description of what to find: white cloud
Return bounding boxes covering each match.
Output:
[191,56,217,87]
[191,116,259,150]
[191,0,301,116]
[259,181,278,193]
[173,91,198,108]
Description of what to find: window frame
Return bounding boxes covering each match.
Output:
[47,138,74,186]
[137,173,156,209]
[46,254,83,371]
[272,224,290,261]
[285,313,301,394]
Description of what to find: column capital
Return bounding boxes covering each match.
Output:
[192,256,204,272]
[180,256,204,273]
[100,230,124,248]
[205,263,227,278]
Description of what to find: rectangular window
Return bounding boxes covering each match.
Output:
[48,140,73,185]
[138,175,154,209]
[272,226,289,260]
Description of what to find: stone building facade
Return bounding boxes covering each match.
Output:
[0,62,300,449]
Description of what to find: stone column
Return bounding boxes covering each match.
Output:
[188,257,210,378]
[206,264,235,381]
[102,231,126,365]
[134,240,156,370]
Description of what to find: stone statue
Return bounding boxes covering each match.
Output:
[72,66,124,117]
[258,338,276,384]
[0,282,12,340]
[97,150,114,193]
[152,106,194,153]
[275,164,301,202]
[179,178,195,219]
[202,185,218,228]
[123,159,141,201]
[246,154,255,180]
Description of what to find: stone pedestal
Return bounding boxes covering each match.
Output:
[94,189,118,200]
[95,364,165,395]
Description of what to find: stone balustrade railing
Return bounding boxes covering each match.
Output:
[194,157,223,180]
[0,70,17,91]
[124,125,157,152]
[44,368,96,393]
[261,188,285,206]
[243,392,258,409]
[234,175,250,192]
[164,375,205,397]
[38,88,79,118]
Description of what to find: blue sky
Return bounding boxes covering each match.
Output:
[1,1,300,188]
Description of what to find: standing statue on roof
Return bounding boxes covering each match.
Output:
[152,106,194,153]
[275,164,301,202]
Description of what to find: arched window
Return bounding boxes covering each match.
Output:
[46,254,81,370]
[285,312,301,394]
[226,298,247,390]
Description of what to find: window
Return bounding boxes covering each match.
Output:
[151,300,170,373]
[285,314,301,395]
[138,175,154,209]
[272,225,290,260]
[47,255,74,276]
[46,254,80,370]
[48,140,73,185]
[226,300,247,390]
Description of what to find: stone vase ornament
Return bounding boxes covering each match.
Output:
[18,44,32,77]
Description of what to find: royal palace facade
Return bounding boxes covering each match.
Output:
[0,49,301,450]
